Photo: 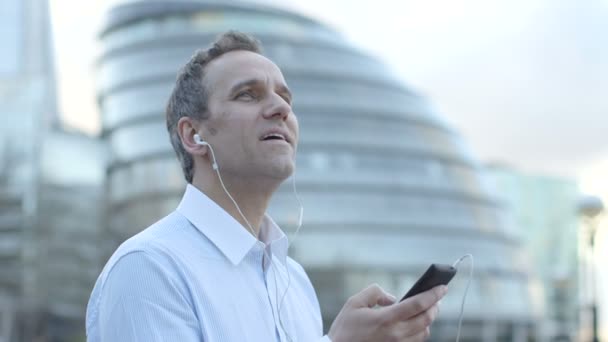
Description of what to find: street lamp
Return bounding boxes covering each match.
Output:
[578,195,605,342]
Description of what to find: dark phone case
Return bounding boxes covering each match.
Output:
[400,264,457,301]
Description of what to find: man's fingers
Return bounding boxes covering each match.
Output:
[389,285,447,319]
[402,304,440,337]
[395,326,430,342]
[377,291,397,307]
[412,327,431,342]
[349,283,396,308]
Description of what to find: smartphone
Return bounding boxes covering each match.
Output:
[400,264,457,301]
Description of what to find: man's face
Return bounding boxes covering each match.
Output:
[199,50,298,182]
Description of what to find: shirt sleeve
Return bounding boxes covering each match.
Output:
[97,251,202,342]
[318,335,332,342]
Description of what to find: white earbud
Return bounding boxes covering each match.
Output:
[193,133,217,170]
[193,133,207,146]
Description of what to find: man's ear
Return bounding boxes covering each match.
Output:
[177,117,208,156]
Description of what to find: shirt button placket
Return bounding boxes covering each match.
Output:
[263,246,287,342]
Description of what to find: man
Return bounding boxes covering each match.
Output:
[86,31,446,342]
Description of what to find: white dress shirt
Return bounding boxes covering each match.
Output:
[86,184,331,342]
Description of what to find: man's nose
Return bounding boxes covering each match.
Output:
[263,94,291,121]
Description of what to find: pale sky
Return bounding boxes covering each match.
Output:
[49,0,608,337]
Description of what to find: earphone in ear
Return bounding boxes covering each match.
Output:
[193,133,207,146]
[193,133,217,170]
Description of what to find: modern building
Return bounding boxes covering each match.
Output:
[0,1,107,341]
[96,1,544,340]
[0,0,58,340]
[37,129,107,342]
[486,164,580,341]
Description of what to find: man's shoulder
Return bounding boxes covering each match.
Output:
[135,210,193,240]
[86,211,194,334]
[92,211,189,282]
[117,211,189,251]
[101,211,203,276]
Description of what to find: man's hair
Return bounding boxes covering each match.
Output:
[165,31,263,183]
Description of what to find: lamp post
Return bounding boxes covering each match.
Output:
[578,195,604,342]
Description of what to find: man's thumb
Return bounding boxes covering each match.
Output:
[352,284,397,308]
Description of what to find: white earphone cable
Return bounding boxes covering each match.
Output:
[201,134,301,342]
[205,142,257,237]
[452,254,474,342]
[274,169,304,342]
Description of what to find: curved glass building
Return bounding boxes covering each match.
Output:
[97,1,543,339]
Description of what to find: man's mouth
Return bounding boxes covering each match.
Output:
[261,133,287,142]
[259,128,293,146]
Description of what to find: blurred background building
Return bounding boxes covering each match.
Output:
[0,0,58,340]
[0,0,588,341]
[37,130,106,341]
[0,0,107,341]
[487,165,580,340]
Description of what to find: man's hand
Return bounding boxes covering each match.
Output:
[328,284,447,342]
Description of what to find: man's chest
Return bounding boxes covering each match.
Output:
[182,257,321,342]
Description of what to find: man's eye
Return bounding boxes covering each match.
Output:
[281,94,292,105]
[236,91,256,100]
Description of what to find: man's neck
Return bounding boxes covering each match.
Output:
[191,170,278,238]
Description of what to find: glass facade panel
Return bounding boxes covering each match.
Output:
[103,83,172,129]
[0,0,21,76]
[292,231,523,275]
[293,93,434,123]
[109,121,171,162]
[101,45,195,75]
[109,157,184,204]
[98,53,184,94]
[102,11,341,53]
[295,149,482,195]
[299,121,466,161]
[273,191,496,229]
[267,43,393,79]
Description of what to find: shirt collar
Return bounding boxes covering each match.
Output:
[176,184,288,266]
[259,214,289,265]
